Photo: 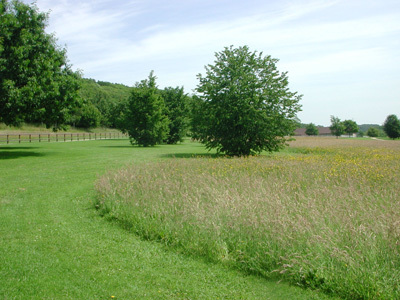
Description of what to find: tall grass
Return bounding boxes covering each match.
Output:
[95,138,400,299]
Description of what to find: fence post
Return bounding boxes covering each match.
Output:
[48,134,50,142]
[7,135,9,144]
[100,133,102,140]
[56,134,58,142]
[39,134,41,142]
[64,134,66,142]
[19,134,21,144]
[29,134,32,143]
[71,134,73,141]
[77,133,79,141]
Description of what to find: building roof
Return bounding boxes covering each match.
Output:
[294,127,331,136]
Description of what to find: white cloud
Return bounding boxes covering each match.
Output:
[282,48,388,78]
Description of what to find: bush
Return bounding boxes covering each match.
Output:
[305,123,319,136]
[366,127,379,137]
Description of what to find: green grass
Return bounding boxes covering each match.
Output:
[0,139,337,299]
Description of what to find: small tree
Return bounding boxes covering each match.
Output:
[194,45,302,156]
[118,71,169,146]
[330,116,345,138]
[342,120,358,137]
[305,123,319,136]
[366,127,379,137]
[383,114,400,139]
[162,86,190,144]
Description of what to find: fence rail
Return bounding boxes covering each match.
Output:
[0,132,128,144]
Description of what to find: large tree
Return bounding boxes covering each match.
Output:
[383,114,400,139]
[118,71,169,147]
[0,0,81,130]
[330,116,344,138]
[342,119,358,137]
[194,46,302,156]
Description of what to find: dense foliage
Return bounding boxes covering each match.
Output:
[117,72,169,146]
[0,0,81,130]
[77,78,131,128]
[329,116,345,138]
[194,46,302,156]
[305,123,319,136]
[161,86,190,144]
[383,114,400,139]
[358,124,383,133]
[366,127,379,137]
[342,119,358,137]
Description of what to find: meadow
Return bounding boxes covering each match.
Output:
[0,138,336,299]
[96,137,400,300]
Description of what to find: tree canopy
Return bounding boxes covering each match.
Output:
[329,116,345,138]
[194,45,302,156]
[78,78,131,128]
[366,127,379,137]
[383,114,400,139]
[162,86,190,144]
[117,71,169,147]
[305,123,319,136]
[342,119,358,137]
[0,0,81,130]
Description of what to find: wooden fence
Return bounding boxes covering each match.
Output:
[0,132,128,144]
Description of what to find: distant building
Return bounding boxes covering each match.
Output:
[294,127,332,136]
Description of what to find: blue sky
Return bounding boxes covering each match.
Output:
[25,0,400,125]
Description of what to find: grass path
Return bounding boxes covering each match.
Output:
[0,139,337,299]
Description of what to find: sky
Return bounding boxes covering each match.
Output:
[24,0,400,126]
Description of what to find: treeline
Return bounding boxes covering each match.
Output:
[302,116,400,139]
[72,78,131,129]
[73,75,193,145]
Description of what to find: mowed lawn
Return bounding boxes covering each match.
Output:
[0,139,336,300]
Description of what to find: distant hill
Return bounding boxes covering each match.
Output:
[78,78,132,127]
[358,124,383,132]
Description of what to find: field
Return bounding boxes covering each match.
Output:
[96,137,400,300]
[0,138,337,299]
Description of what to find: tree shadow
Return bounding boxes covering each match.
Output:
[100,145,135,149]
[160,153,222,159]
[0,150,45,160]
